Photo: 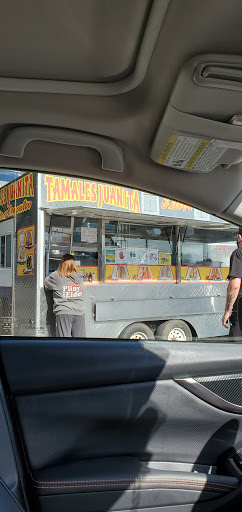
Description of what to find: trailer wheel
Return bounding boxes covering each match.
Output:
[156,320,192,341]
[119,323,155,340]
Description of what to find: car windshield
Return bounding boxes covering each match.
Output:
[0,169,240,342]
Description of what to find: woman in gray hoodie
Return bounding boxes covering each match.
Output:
[45,254,86,337]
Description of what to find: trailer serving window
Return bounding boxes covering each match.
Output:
[73,217,98,247]
[46,213,100,282]
[46,215,72,274]
[50,215,72,246]
[181,227,237,281]
[0,234,11,268]
[72,217,99,283]
[105,221,176,282]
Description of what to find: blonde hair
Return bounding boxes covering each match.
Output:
[58,254,82,278]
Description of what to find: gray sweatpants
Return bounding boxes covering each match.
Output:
[56,314,86,338]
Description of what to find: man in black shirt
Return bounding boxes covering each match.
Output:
[222,227,242,337]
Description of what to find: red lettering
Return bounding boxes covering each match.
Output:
[161,199,170,209]
[7,182,15,206]
[109,187,116,205]
[116,188,122,207]
[97,184,103,208]
[60,178,71,201]
[45,176,53,202]
[91,183,97,202]
[24,175,29,195]
[170,200,192,211]
[71,181,78,201]
[124,190,127,209]
[84,182,91,201]
[133,190,140,213]
[103,185,110,204]
[127,190,133,210]
[53,177,61,201]
[27,173,34,197]
[16,178,23,200]
[0,186,7,206]
[79,181,85,200]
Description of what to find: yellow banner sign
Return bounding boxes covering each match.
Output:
[44,175,141,214]
[0,172,34,207]
[0,199,32,221]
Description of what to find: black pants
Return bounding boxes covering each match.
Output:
[56,314,86,338]
[229,310,242,339]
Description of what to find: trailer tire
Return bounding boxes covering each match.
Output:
[155,320,192,341]
[119,323,155,340]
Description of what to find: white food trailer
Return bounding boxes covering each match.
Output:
[0,171,237,339]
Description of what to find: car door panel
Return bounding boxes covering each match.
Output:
[0,339,242,512]
[12,380,242,469]
[0,380,28,511]
[0,479,26,512]
[32,469,238,512]
[1,340,242,394]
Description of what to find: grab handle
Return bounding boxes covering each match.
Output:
[0,126,123,172]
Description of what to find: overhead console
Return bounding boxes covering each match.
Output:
[151,54,242,176]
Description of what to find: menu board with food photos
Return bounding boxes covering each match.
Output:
[17,225,35,277]
[105,263,176,282]
[105,247,176,283]
[106,248,159,265]
[181,266,228,282]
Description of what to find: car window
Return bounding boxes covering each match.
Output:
[0,169,240,341]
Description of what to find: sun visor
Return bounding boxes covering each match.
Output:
[0,0,170,96]
[151,54,242,173]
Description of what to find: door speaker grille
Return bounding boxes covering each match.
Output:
[194,373,242,407]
